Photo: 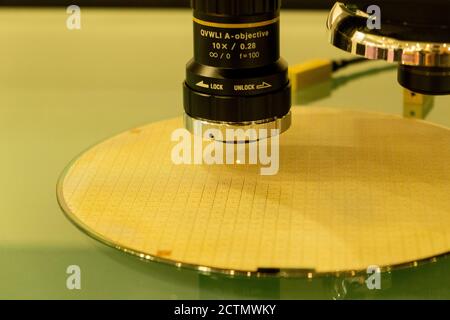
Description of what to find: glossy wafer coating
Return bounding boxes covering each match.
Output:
[58,108,450,275]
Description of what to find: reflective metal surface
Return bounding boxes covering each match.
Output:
[327,2,450,68]
[184,112,292,142]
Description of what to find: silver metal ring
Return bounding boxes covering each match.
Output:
[184,112,292,143]
[327,2,450,68]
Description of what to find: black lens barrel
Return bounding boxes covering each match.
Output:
[192,0,281,22]
[184,0,291,123]
[398,66,450,96]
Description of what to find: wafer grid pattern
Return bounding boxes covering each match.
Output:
[60,108,450,273]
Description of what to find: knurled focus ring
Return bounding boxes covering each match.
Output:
[183,81,291,123]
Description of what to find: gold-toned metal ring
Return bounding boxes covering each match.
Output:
[193,17,279,29]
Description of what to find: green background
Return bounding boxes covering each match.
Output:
[0,8,449,299]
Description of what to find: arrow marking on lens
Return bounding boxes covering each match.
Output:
[196,81,209,89]
[256,82,272,89]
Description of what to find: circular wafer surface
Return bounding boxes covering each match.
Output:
[57,107,450,275]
